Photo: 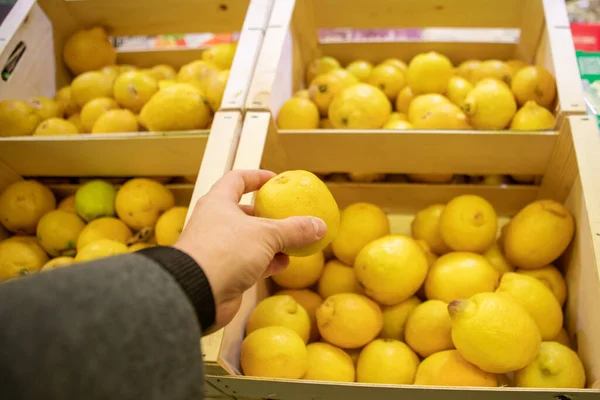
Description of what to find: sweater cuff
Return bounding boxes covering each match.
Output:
[138,246,216,331]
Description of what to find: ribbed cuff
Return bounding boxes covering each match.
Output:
[138,246,216,331]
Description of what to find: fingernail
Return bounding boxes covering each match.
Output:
[311,218,327,239]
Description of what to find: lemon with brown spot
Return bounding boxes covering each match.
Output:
[0,180,56,235]
[241,326,307,379]
[316,293,382,348]
[28,97,64,120]
[395,86,415,114]
[407,52,453,94]
[440,194,498,253]
[504,200,574,269]
[346,60,373,82]
[411,204,452,254]
[405,300,454,357]
[510,100,556,130]
[328,83,391,129]
[380,296,422,341]
[304,342,355,382]
[36,210,85,257]
[355,235,428,305]
[318,260,364,299]
[155,206,188,246]
[277,97,320,129]
[511,66,556,109]
[34,118,79,136]
[515,342,585,388]
[496,272,563,340]
[272,251,325,289]
[246,295,311,343]
[415,350,498,387]
[462,78,517,130]
[368,63,406,101]
[449,292,541,373]
[357,339,420,384]
[332,202,389,266]
[517,264,567,306]
[412,101,471,130]
[276,289,323,342]
[113,71,158,113]
[425,252,500,303]
[254,170,339,257]
[407,94,451,123]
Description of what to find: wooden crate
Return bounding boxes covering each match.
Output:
[198,115,600,398]
[242,0,586,177]
[0,0,273,177]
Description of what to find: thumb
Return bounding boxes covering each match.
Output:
[270,216,327,252]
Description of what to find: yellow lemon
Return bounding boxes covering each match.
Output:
[67,113,84,133]
[309,72,352,117]
[294,89,310,99]
[272,251,325,289]
[254,170,339,257]
[511,66,557,109]
[205,69,230,113]
[412,101,471,129]
[71,71,115,107]
[91,109,139,134]
[449,292,541,373]
[0,100,42,137]
[417,240,438,267]
[388,112,407,122]
[480,174,510,185]
[28,97,64,120]
[318,260,364,299]
[241,326,307,379]
[355,235,428,305]
[439,194,498,253]
[128,242,155,252]
[329,69,359,87]
[506,59,528,79]
[63,27,116,75]
[34,118,79,136]
[140,83,211,131]
[517,265,567,306]
[202,43,236,69]
[157,79,177,90]
[58,195,77,213]
[383,120,413,129]
[0,180,56,234]
[405,300,454,357]
[515,342,585,388]
[380,296,422,341]
[305,56,341,85]
[316,293,382,348]
[447,76,474,106]
[411,204,451,254]
[407,94,450,123]
[113,71,159,113]
[415,350,498,387]
[80,97,120,133]
[146,64,177,81]
[246,295,311,343]
[368,63,406,101]
[471,60,512,85]
[77,218,131,251]
[496,272,563,340]
[277,97,320,129]
[383,58,408,73]
[551,328,571,348]
[425,252,499,302]
[395,85,415,113]
[504,200,574,269]
[455,60,481,82]
[115,178,175,231]
[328,83,391,129]
[0,237,49,280]
[407,52,453,94]
[276,289,324,343]
[176,60,219,93]
[462,78,517,130]
[510,100,556,130]
[155,206,188,246]
[483,241,515,274]
[304,342,355,382]
[36,210,85,257]
[346,60,373,82]
[331,202,390,266]
[41,256,75,271]
[357,339,420,384]
[75,239,128,262]
[54,86,80,117]
[348,172,386,182]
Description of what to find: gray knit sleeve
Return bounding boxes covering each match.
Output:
[0,253,204,400]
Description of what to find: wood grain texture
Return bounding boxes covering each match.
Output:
[538,118,577,201]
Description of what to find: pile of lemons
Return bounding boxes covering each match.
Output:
[0,27,235,137]
[240,170,585,389]
[317,171,537,185]
[0,178,188,279]
[278,53,557,131]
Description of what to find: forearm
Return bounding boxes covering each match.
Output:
[0,250,212,400]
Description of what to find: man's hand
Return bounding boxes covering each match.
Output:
[174,170,327,333]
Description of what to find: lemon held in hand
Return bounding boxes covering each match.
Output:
[254,170,339,257]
